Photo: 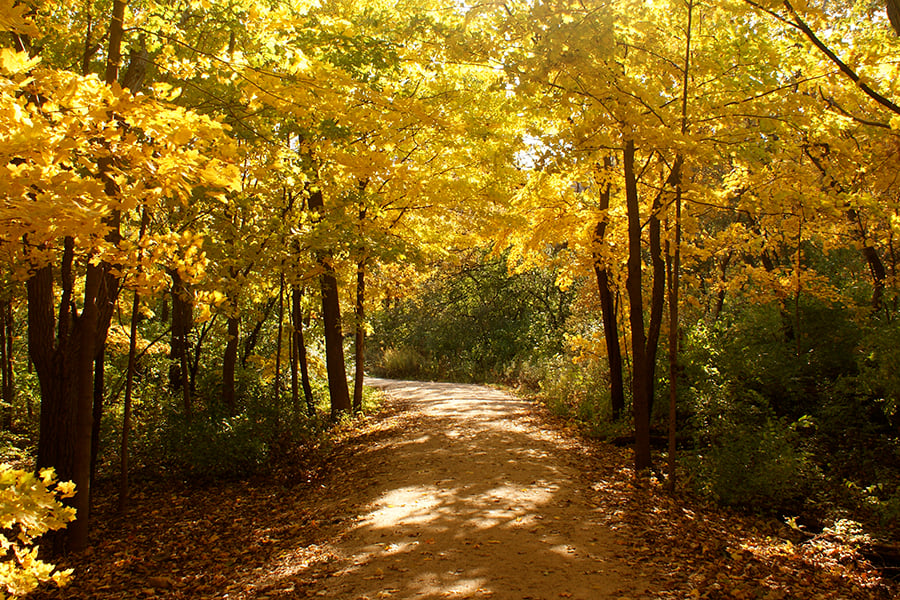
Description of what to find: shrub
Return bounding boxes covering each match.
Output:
[377,346,429,380]
[0,466,75,597]
[689,416,817,510]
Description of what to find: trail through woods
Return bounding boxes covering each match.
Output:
[304,378,651,599]
[35,379,895,599]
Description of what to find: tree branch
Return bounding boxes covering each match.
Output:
[744,0,900,116]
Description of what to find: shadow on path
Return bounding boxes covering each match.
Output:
[261,379,653,600]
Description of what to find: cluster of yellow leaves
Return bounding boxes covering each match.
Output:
[0,40,239,280]
[0,466,76,598]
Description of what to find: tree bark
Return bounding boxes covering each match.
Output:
[320,264,351,418]
[592,157,625,421]
[0,299,13,430]
[168,270,193,421]
[307,189,351,418]
[222,312,239,415]
[292,286,316,417]
[241,297,276,367]
[118,288,140,514]
[273,274,285,416]
[623,139,652,475]
[118,208,149,514]
[353,258,366,413]
[666,179,683,494]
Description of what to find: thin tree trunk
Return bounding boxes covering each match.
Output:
[118,288,141,514]
[352,259,366,413]
[189,316,215,394]
[222,313,239,415]
[0,299,12,430]
[273,274,285,416]
[292,286,316,417]
[119,208,150,514]
[712,252,732,322]
[668,0,693,493]
[645,175,668,422]
[592,156,625,421]
[241,297,276,367]
[169,270,193,421]
[289,302,300,418]
[90,353,105,494]
[666,181,683,494]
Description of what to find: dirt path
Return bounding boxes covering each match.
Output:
[303,378,653,600]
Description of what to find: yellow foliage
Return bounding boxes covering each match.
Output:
[0,466,75,597]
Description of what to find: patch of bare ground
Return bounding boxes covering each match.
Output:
[29,378,897,599]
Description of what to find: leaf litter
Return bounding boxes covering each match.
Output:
[27,380,899,599]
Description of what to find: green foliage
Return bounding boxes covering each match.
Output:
[0,466,74,597]
[377,346,429,380]
[533,356,610,418]
[370,249,572,383]
[685,386,818,511]
[678,300,895,517]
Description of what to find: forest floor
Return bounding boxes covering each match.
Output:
[33,379,897,599]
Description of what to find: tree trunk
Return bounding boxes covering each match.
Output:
[593,157,625,421]
[30,258,101,552]
[353,259,366,413]
[118,208,149,514]
[320,263,351,418]
[289,305,299,418]
[307,189,351,418]
[118,289,140,514]
[241,297,276,367]
[90,353,105,494]
[623,139,652,475]
[168,270,193,421]
[292,286,316,417]
[666,181,683,494]
[273,274,285,416]
[712,252,732,321]
[222,313,239,415]
[0,299,13,430]
[645,163,671,422]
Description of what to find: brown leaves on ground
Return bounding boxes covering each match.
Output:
[547,415,898,600]
[28,393,899,599]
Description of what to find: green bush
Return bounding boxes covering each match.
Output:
[688,415,817,510]
[377,346,430,380]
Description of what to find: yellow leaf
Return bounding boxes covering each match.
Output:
[0,48,40,75]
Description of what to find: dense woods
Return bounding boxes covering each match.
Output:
[2,0,900,595]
